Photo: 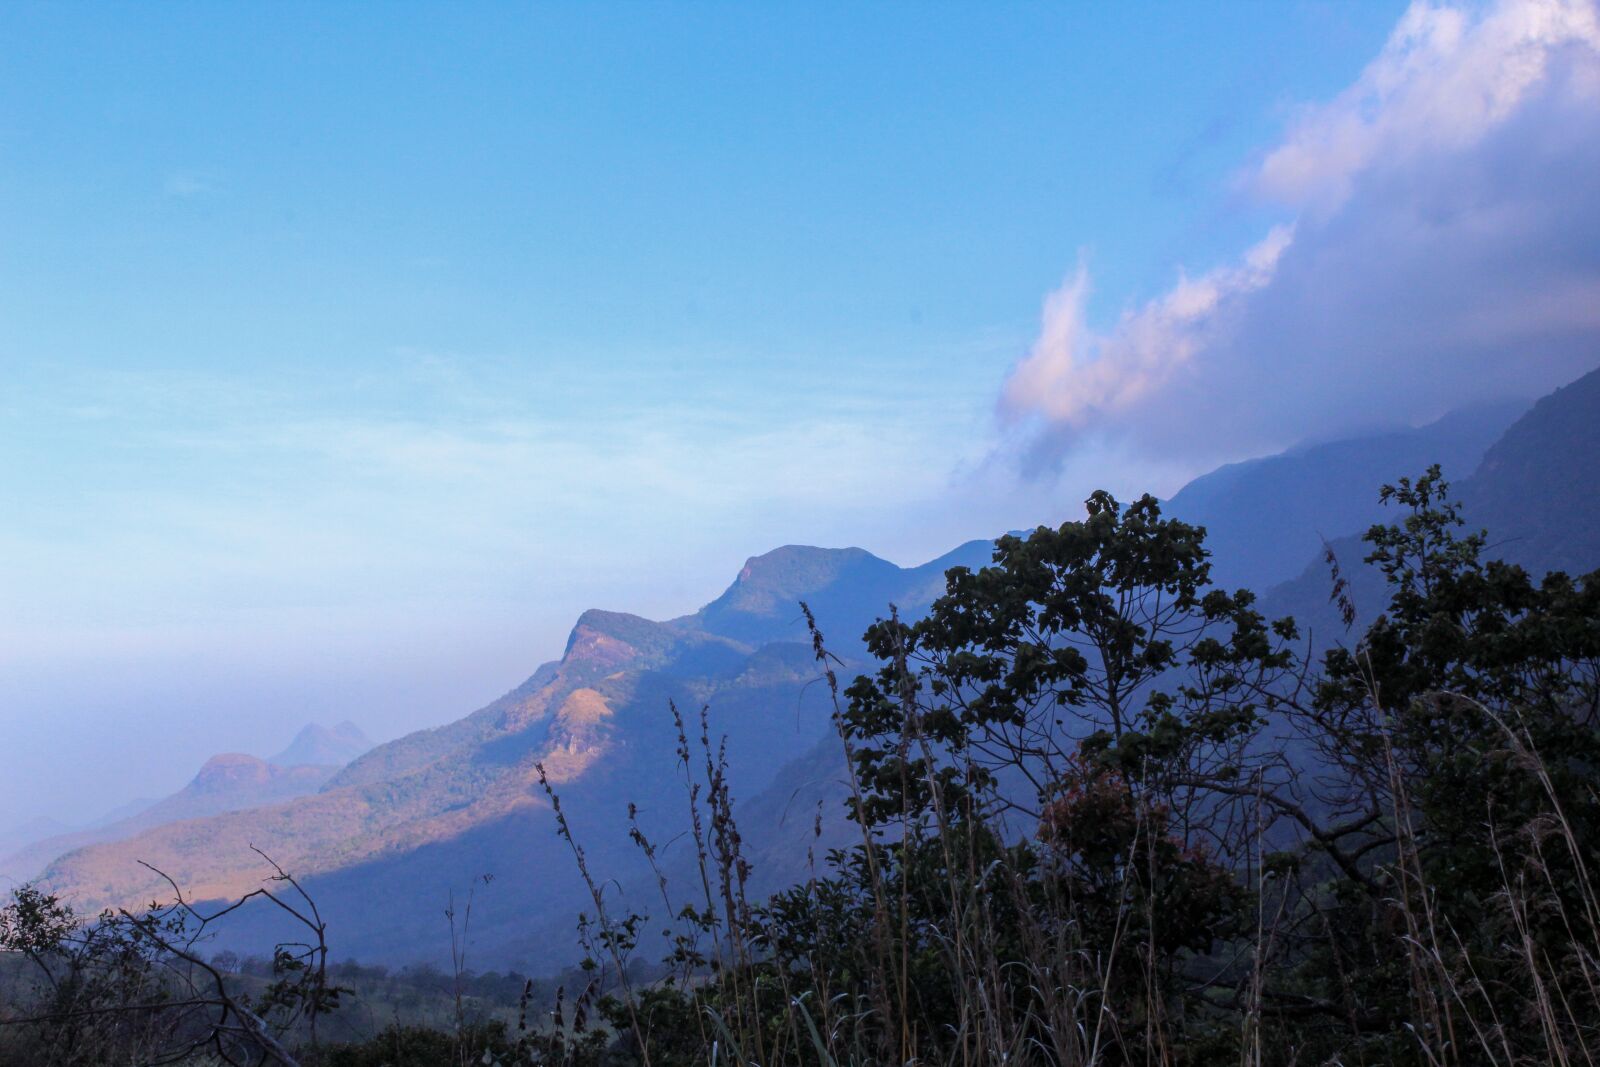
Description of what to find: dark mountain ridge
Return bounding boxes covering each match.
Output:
[1164,399,1526,593]
[1265,364,1600,640]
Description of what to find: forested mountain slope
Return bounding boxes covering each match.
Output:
[1265,363,1600,641]
[1163,400,1525,593]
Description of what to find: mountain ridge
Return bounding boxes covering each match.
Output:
[4,754,340,888]
[34,538,987,965]
[1263,363,1600,641]
[1163,399,1527,593]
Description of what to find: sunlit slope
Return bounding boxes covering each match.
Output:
[38,544,976,965]
[3,755,341,887]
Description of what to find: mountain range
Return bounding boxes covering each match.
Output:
[29,365,1600,971]
[1,722,371,888]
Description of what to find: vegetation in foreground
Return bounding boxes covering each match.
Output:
[3,467,1598,1065]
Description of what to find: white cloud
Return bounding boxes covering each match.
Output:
[1002,0,1600,471]
[1001,225,1292,432]
[1255,0,1600,211]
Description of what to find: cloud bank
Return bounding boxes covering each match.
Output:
[1003,0,1600,472]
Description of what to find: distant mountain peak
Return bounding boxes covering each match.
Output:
[740,544,873,569]
[268,721,373,768]
[690,545,902,644]
[193,753,272,787]
[562,612,658,674]
[193,753,332,793]
[730,545,884,592]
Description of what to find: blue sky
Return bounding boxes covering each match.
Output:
[6,1,1598,826]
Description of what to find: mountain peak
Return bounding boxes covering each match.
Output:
[191,753,275,791]
[730,545,882,593]
[267,721,373,768]
[707,546,893,617]
[561,610,674,673]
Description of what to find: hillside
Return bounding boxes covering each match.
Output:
[36,544,989,967]
[1163,400,1525,592]
[1,723,369,887]
[4,755,340,887]
[1265,362,1600,641]
[1465,366,1600,576]
[0,816,73,868]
